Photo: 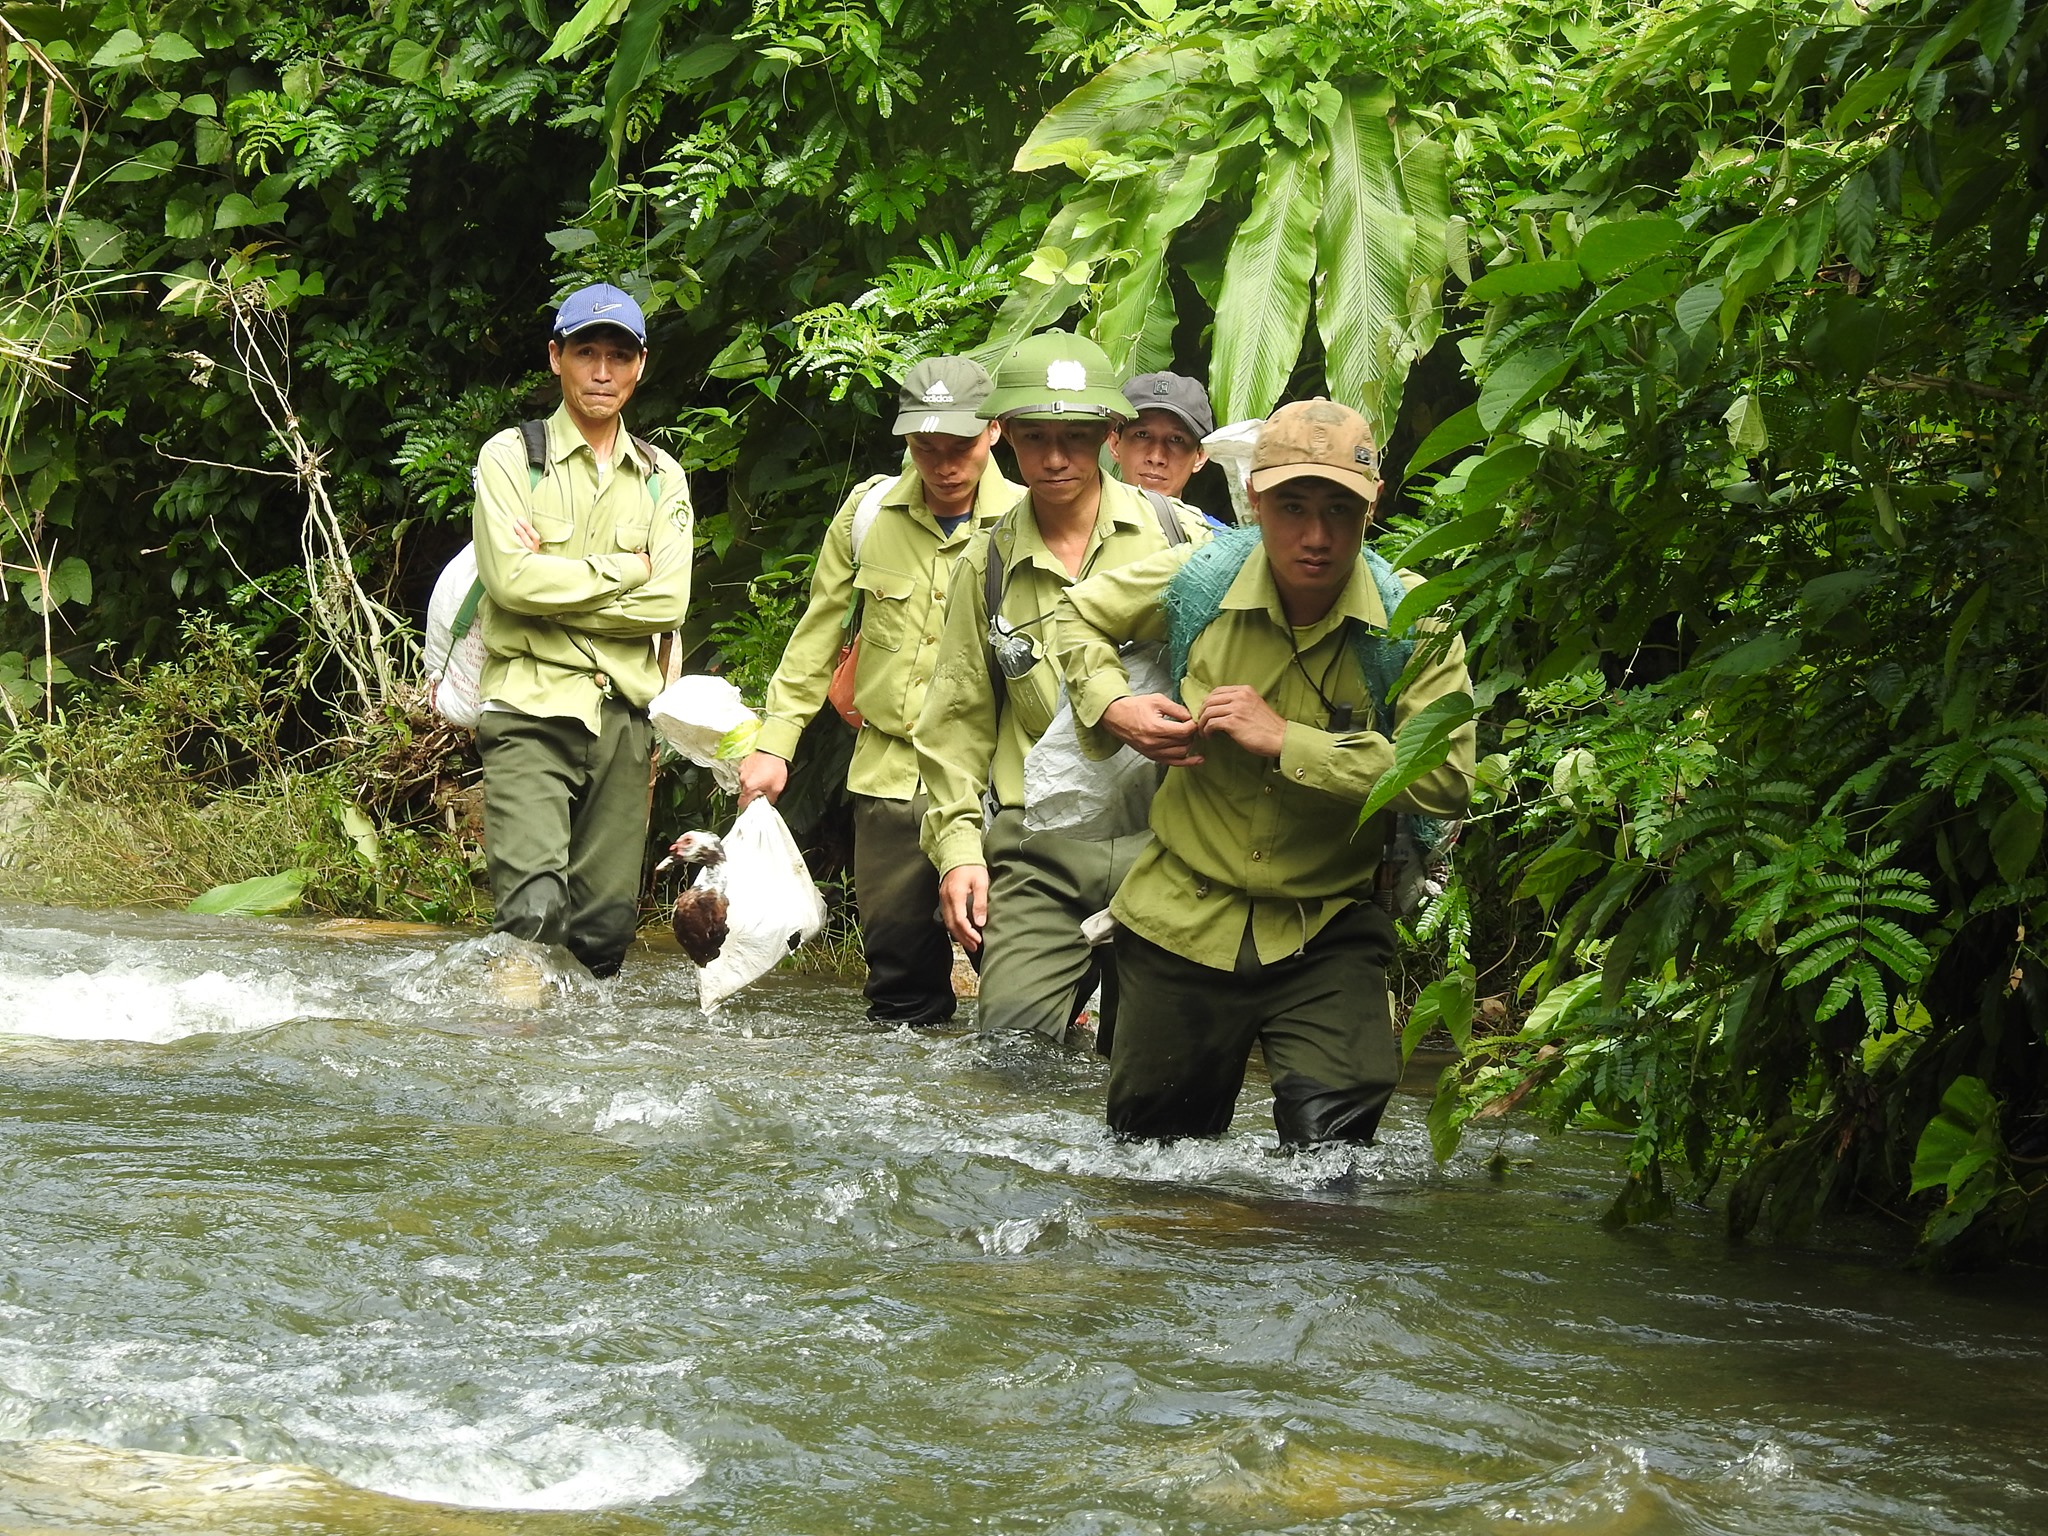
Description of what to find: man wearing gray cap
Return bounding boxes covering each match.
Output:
[471,283,693,977]
[737,357,1019,1027]
[1111,371,1214,502]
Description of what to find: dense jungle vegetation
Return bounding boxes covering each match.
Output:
[0,0,2042,1264]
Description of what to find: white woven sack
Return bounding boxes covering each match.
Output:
[424,543,486,729]
[649,674,758,793]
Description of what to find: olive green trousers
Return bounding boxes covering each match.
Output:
[977,807,1150,1046]
[851,792,954,1026]
[1107,899,1401,1145]
[478,699,653,978]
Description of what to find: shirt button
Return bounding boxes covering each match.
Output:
[1294,768,1305,779]
[1251,850,1263,862]
[1262,785,1272,795]
[1195,881,1209,896]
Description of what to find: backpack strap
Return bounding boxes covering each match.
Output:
[518,419,549,489]
[848,476,891,564]
[984,514,1011,711]
[1140,486,1188,547]
[838,475,896,637]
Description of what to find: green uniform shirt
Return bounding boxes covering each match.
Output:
[1054,541,1476,969]
[473,405,694,735]
[916,476,1211,877]
[754,458,1020,801]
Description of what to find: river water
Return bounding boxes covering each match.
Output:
[1,903,2043,1535]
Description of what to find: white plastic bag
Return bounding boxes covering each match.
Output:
[694,798,827,1012]
[424,543,487,729]
[1023,644,1171,841]
[649,674,759,794]
[1200,419,1265,525]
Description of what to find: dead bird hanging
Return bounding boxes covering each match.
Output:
[658,831,728,965]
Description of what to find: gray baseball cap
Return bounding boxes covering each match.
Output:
[1122,372,1215,438]
[893,356,993,435]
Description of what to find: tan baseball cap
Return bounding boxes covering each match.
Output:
[1248,398,1380,500]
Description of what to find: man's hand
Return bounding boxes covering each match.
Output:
[1195,685,1287,759]
[938,864,990,952]
[1101,693,1204,766]
[736,751,789,809]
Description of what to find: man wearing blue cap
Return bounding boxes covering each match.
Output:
[469,283,694,976]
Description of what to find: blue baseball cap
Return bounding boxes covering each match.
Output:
[552,283,646,347]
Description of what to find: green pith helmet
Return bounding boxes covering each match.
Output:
[978,331,1131,422]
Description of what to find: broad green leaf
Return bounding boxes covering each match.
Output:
[666,38,742,81]
[1990,799,2042,885]
[187,870,310,917]
[1393,121,1450,372]
[544,226,600,252]
[716,719,760,760]
[89,29,148,67]
[541,0,634,60]
[707,325,767,379]
[1458,444,1540,512]
[1835,171,1878,271]
[594,0,681,191]
[1092,150,1217,377]
[148,32,201,62]
[1909,1075,2001,1194]
[19,557,92,613]
[1014,48,1200,171]
[105,140,181,183]
[1724,393,1768,455]
[1402,970,1476,1060]
[1316,91,1439,438]
[1521,971,1601,1036]
[338,804,381,869]
[1407,403,1482,475]
[1357,690,1474,822]
[1388,508,1499,569]
[1212,141,1323,422]
[1674,281,1723,338]
[215,193,286,230]
[1570,259,1682,336]
[1463,258,1580,303]
[1476,348,1570,431]
[1575,217,1684,281]
[388,39,435,82]
[1707,629,1800,678]
[62,218,125,267]
[1827,67,1907,134]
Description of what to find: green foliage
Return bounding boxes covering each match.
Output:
[1397,0,2048,1262]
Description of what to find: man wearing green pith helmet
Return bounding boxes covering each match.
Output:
[915,331,1210,1047]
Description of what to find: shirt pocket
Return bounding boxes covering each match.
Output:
[529,506,576,547]
[613,507,652,553]
[854,563,917,652]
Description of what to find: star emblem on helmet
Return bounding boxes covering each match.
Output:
[1046,359,1088,391]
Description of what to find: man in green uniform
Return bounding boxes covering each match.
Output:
[472,283,693,977]
[735,358,1018,1026]
[1111,371,1214,502]
[916,331,1209,1045]
[1052,398,1474,1143]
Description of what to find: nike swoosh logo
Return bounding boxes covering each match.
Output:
[594,303,622,313]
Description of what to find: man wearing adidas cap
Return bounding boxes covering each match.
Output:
[915,331,1210,1046]
[470,282,694,977]
[1051,398,1475,1145]
[735,358,1017,1028]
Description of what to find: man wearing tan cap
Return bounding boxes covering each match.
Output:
[1050,399,1475,1145]
[737,357,1019,1027]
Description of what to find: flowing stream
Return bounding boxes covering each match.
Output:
[1,902,2043,1535]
